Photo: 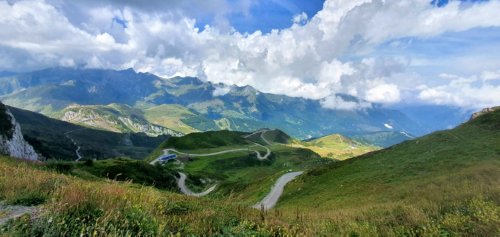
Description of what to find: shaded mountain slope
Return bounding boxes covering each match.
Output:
[8,105,169,160]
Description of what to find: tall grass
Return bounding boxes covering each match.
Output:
[0,157,294,236]
[2,156,498,236]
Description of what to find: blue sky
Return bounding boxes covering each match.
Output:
[0,0,499,109]
[198,0,325,33]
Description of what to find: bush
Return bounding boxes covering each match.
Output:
[45,161,74,174]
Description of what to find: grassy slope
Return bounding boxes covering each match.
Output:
[148,129,328,204]
[0,110,498,236]
[161,130,250,150]
[184,144,325,205]
[0,156,287,236]
[293,133,379,160]
[261,129,293,144]
[275,110,500,235]
[44,158,178,191]
[143,104,200,134]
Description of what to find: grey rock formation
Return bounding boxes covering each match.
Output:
[0,102,40,160]
[470,106,500,120]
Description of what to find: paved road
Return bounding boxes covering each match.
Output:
[260,130,273,145]
[251,143,271,160]
[253,171,304,210]
[244,129,274,146]
[150,131,276,197]
[243,129,269,138]
[177,172,217,197]
[149,148,249,165]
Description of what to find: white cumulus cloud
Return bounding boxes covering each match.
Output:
[0,0,499,109]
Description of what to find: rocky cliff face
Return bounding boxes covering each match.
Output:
[470,106,500,120]
[0,102,39,160]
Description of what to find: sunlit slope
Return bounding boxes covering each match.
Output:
[143,104,201,134]
[293,133,379,160]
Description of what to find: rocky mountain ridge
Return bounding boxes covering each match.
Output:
[0,67,429,146]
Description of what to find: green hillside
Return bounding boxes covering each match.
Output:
[276,109,500,235]
[352,130,415,147]
[293,134,379,160]
[261,129,293,144]
[0,156,277,236]
[147,129,328,204]
[142,104,201,134]
[44,158,178,191]
[161,130,249,150]
[243,129,293,144]
[1,110,498,236]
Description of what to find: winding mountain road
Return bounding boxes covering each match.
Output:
[260,129,273,145]
[149,148,249,165]
[64,128,85,161]
[176,172,217,197]
[252,143,271,160]
[253,171,304,210]
[150,129,289,203]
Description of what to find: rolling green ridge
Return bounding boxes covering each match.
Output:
[162,130,250,150]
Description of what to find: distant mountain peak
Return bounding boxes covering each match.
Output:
[168,76,204,86]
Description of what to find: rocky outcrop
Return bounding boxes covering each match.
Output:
[470,106,500,120]
[0,102,40,160]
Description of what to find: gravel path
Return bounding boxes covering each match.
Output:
[0,203,38,226]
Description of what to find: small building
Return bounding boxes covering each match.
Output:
[158,154,177,162]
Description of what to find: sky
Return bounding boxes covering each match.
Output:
[0,0,499,109]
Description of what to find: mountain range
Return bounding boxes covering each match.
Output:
[0,67,467,147]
